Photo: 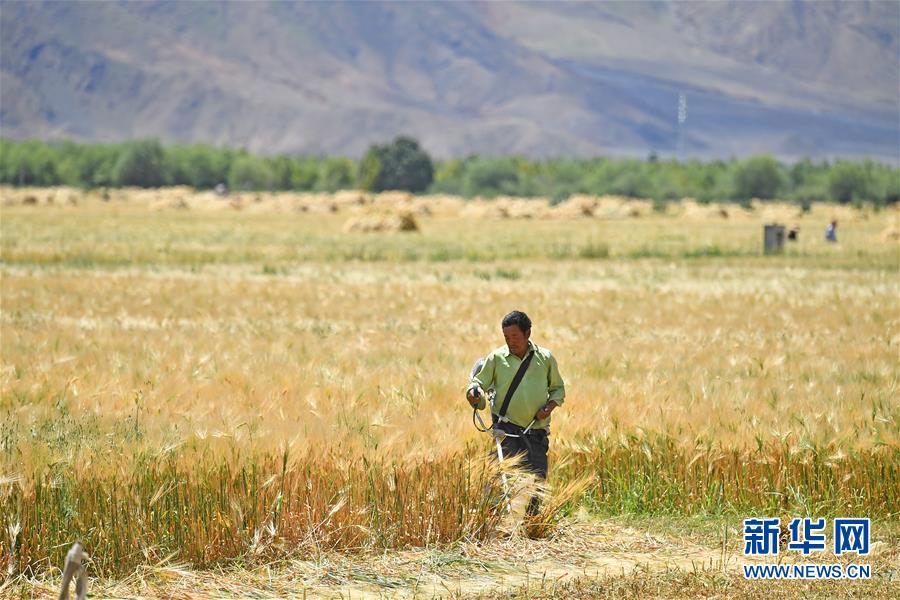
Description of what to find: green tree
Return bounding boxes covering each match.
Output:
[0,140,63,185]
[608,162,656,198]
[533,158,587,201]
[228,155,273,191]
[289,159,320,190]
[357,150,382,192]
[732,155,783,200]
[113,139,166,187]
[269,156,296,191]
[112,139,166,187]
[879,166,900,205]
[58,141,118,188]
[429,158,465,195]
[317,158,355,192]
[5,137,900,206]
[358,136,434,193]
[463,159,520,197]
[164,144,230,189]
[828,162,870,204]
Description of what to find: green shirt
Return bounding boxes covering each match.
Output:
[470,340,566,430]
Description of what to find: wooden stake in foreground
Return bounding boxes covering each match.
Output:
[58,541,88,600]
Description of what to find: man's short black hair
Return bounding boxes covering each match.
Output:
[502,310,531,333]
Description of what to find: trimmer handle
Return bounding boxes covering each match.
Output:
[467,385,482,407]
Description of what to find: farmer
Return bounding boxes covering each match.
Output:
[467,310,566,514]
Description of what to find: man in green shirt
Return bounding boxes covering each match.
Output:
[467,310,566,513]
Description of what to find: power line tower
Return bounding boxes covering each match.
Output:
[676,91,688,161]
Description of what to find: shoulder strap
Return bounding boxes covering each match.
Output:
[496,350,534,420]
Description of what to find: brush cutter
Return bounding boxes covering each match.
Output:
[469,356,542,513]
[470,387,536,514]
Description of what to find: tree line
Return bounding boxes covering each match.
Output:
[1,137,897,205]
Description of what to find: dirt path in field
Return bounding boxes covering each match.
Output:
[372,522,733,599]
[310,523,723,598]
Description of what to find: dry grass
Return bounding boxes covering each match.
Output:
[1,187,896,268]
[4,516,897,598]
[465,565,900,599]
[0,188,898,591]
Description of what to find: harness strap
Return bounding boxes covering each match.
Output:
[496,350,534,422]
[473,407,492,432]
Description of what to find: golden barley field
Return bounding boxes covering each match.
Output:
[1,187,898,598]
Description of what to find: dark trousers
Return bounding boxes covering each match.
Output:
[494,420,549,515]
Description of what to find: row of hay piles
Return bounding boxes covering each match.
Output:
[553,194,599,217]
[719,204,756,220]
[232,192,313,214]
[593,195,640,218]
[807,202,882,223]
[117,186,191,209]
[415,194,466,217]
[370,190,429,218]
[285,191,370,214]
[150,189,255,212]
[147,190,371,214]
[0,185,172,207]
[750,200,804,222]
[665,199,765,220]
[371,190,413,208]
[369,191,467,218]
[677,199,732,220]
[0,185,86,206]
[553,194,732,219]
[553,195,654,219]
[879,225,900,243]
[459,196,555,219]
[342,209,420,233]
[5,186,891,230]
[675,199,884,223]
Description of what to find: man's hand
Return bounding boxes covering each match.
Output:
[534,401,557,420]
[467,386,482,407]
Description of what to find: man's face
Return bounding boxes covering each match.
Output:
[503,325,530,358]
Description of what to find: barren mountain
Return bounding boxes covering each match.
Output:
[1,0,897,160]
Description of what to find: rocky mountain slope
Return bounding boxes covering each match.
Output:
[1,0,896,159]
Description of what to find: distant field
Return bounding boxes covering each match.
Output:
[1,188,898,596]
